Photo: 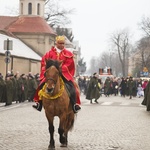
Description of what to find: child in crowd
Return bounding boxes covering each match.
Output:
[137,84,144,98]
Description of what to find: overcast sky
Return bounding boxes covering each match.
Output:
[0,0,150,68]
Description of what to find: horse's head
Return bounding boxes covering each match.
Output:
[44,59,62,94]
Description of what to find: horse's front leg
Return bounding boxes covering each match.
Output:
[58,116,67,147]
[47,117,55,149]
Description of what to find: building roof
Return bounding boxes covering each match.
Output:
[0,16,18,30]
[0,16,56,35]
[65,36,74,48]
[0,33,41,61]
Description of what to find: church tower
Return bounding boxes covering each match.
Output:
[19,0,45,17]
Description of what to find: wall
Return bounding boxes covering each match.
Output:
[16,34,55,56]
[20,0,45,17]
[0,55,40,77]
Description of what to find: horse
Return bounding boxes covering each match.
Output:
[39,59,75,149]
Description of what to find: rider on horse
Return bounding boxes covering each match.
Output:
[32,35,81,113]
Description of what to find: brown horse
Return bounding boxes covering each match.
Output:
[39,59,75,149]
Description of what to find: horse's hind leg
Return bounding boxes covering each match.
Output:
[48,121,55,149]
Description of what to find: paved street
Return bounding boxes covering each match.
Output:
[0,94,150,150]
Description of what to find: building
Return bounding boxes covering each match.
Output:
[0,0,80,77]
[0,33,41,75]
[0,0,56,76]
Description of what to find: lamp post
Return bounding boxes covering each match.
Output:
[4,38,13,76]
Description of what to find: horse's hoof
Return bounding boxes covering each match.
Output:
[60,143,67,147]
[48,145,55,150]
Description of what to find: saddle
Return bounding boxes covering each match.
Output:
[64,82,71,98]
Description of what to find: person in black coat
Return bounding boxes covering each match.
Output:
[86,73,100,104]
[0,73,6,103]
[119,77,127,97]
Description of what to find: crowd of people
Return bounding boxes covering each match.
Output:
[1,69,150,111]
[77,74,149,103]
[0,71,40,106]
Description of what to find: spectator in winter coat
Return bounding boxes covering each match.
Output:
[86,73,100,103]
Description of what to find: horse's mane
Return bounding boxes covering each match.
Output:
[45,59,61,72]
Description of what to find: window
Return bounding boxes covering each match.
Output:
[28,3,32,15]
[21,3,23,14]
[37,3,40,15]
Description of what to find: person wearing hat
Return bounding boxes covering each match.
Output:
[0,73,6,103]
[9,73,18,102]
[28,73,38,102]
[20,74,28,102]
[5,73,13,106]
[86,73,100,103]
[127,76,134,99]
[32,35,81,113]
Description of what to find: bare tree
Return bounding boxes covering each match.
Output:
[87,50,123,76]
[45,0,75,27]
[138,16,150,37]
[110,29,131,76]
[98,52,110,68]
[55,27,74,42]
[77,58,86,75]
[87,57,98,74]
[88,53,110,75]
[97,51,122,76]
[137,37,150,68]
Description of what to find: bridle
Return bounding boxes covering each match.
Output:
[46,77,57,84]
[38,67,64,100]
[45,67,59,94]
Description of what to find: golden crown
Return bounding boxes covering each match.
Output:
[55,36,65,42]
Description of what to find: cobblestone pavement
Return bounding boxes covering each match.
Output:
[0,94,150,150]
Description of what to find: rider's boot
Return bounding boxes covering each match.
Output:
[32,100,42,111]
[73,103,81,113]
